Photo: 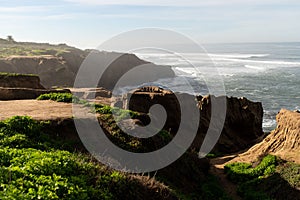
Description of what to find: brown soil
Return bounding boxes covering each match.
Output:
[0,100,92,121]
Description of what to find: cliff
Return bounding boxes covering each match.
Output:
[0,41,175,89]
[0,88,70,100]
[229,109,300,164]
[0,73,44,89]
[0,72,70,100]
[116,86,264,154]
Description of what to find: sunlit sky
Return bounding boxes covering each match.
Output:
[1,0,300,49]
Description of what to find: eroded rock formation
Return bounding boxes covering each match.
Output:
[0,88,70,100]
[0,73,70,100]
[119,86,264,154]
[229,109,300,164]
[0,73,44,89]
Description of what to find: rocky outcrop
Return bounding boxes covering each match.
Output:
[119,86,264,154]
[0,72,70,100]
[124,86,181,133]
[229,109,300,164]
[0,55,80,88]
[198,95,263,153]
[0,42,175,89]
[96,53,175,90]
[0,88,70,100]
[70,87,112,99]
[0,73,44,89]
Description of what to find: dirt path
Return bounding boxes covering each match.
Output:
[209,155,242,200]
[0,100,93,121]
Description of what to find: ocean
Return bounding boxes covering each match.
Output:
[126,42,300,132]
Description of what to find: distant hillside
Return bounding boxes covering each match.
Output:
[0,38,175,89]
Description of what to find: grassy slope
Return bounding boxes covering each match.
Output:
[0,39,75,58]
[0,116,175,200]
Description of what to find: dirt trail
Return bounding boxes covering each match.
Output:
[209,155,242,200]
[0,100,93,121]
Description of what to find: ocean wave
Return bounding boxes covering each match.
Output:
[263,118,277,130]
[208,53,270,59]
[244,65,266,71]
[213,57,300,66]
[174,67,199,77]
[138,52,300,68]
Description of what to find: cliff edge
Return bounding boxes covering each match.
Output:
[229,109,300,164]
[0,40,175,88]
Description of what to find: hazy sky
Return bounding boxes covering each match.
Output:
[1,0,300,49]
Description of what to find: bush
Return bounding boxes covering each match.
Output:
[0,72,38,77]
[225,155,277,183]
[224,155,278,199]
[0,116,55,150]
[37,93,81,103]
[94,104,139,121]
[0,148,105,199]
[0,116,41,137]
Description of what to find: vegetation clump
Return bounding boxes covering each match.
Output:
[224,155,277,199]
[37,93,81,103]
[94,104,140,121]
[93,103,177,152]
[225,155,277,183]
[0,72,38,77]
[225,155,300,199]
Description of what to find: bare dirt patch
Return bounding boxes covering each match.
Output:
[0,100,93,121]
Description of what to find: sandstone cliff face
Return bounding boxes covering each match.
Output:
[230,109,300,164]
[0,88,70,100]
[0,55,81,88]
[0,73,44,89]
[119,86,264,154]
[0,73,70,100]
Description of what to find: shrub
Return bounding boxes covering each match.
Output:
[0,148,103,199]
[37,93,81,103]
[94,104,139,121]
[225,155,277,183]
[0,72,38,77]
[0,116,41,137]
[224,155,278,199]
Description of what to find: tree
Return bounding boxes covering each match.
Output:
[6,35,15,43]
